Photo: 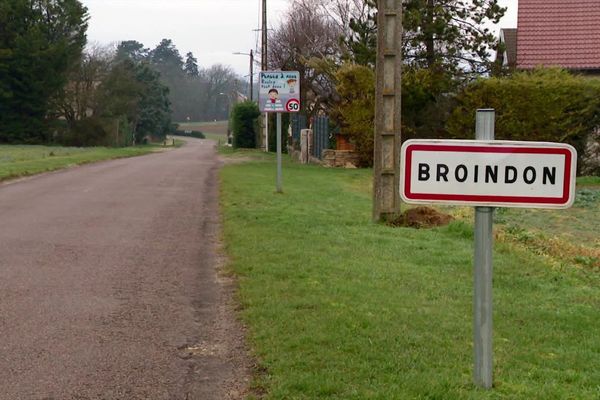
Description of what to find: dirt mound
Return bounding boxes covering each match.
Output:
[388,206,453,229]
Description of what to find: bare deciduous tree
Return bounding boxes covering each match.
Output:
[292,0,370,35]
[268,0,343,118]
[52,43,114,124]
[198,64,240,120]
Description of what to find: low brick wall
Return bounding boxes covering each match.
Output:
[322,149,360,168]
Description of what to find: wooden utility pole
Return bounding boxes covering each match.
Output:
[262,0,269,151]
[249,49,254,102]
[261,0,268,69]
[373,0,403,222]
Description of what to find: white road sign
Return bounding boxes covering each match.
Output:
[259,71,300,113]
[400,140,577,209]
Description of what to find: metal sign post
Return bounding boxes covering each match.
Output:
[473,109,495,389]
[265,114,269,152]
[276,113,283,193]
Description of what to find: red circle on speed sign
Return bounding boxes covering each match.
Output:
[286,99,300,112]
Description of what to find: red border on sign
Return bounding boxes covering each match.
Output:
[285,98,300,113]
[403,144,573,205]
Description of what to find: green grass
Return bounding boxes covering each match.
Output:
[0,144,161,182]
[220,151,600,399]
[577,176,600,186]
[492,181,600,267]
[204,132,228,143]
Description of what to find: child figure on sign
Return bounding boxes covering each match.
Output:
[266,88,283,111]
[287,79,297,94]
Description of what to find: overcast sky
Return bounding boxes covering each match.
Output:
[81,0,519,76]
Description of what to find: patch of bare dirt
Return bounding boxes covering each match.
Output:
[388,206,454,229]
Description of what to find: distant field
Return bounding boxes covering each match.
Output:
[176,121,229,142]
[0,144,164,182]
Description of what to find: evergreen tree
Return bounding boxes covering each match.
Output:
[0,0,88,142]
[342,0,377,67]
[343,0,505,74]
[96,59,143,124]
[96,59,172,143]
[134,64,172,141]
[115,40,149,63]
[184,52,199,77]
[150,39,183,69]
[404,0,506,73]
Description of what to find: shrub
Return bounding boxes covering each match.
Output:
[448,68,600,159]
[402,66,456,141]
[62,117,111,147]
[231,100,260,148]
[332,63,456,167]
[332,63,376,167]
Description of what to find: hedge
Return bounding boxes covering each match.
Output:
[231,100,260,149]
[447,68,600,157]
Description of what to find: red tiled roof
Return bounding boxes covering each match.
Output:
[517,0,600,70]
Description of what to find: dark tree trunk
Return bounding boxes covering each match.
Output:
[425,0,436,67]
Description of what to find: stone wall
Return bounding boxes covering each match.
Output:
[322,149,360,168]
[581,129,600,175]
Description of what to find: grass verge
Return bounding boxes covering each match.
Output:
[577,176,600,186]
[220,150,600,399]
[0,144,162,182]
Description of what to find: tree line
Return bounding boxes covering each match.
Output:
[117,39,241,123]
[0,0,241,146]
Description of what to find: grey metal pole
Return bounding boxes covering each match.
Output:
[276,113,282,193]
[265,114,269,152]
[474,109,495,389]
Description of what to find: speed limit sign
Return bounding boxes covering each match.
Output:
[286,99,300,112]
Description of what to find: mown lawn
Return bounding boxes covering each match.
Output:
[0,144,163,182]
[220,151,600,399]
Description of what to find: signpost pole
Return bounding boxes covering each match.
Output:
[276,112,283,193]
[265,114,269,152]
[474,109,495,389]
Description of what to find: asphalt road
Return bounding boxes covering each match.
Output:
[0,139,249,399]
